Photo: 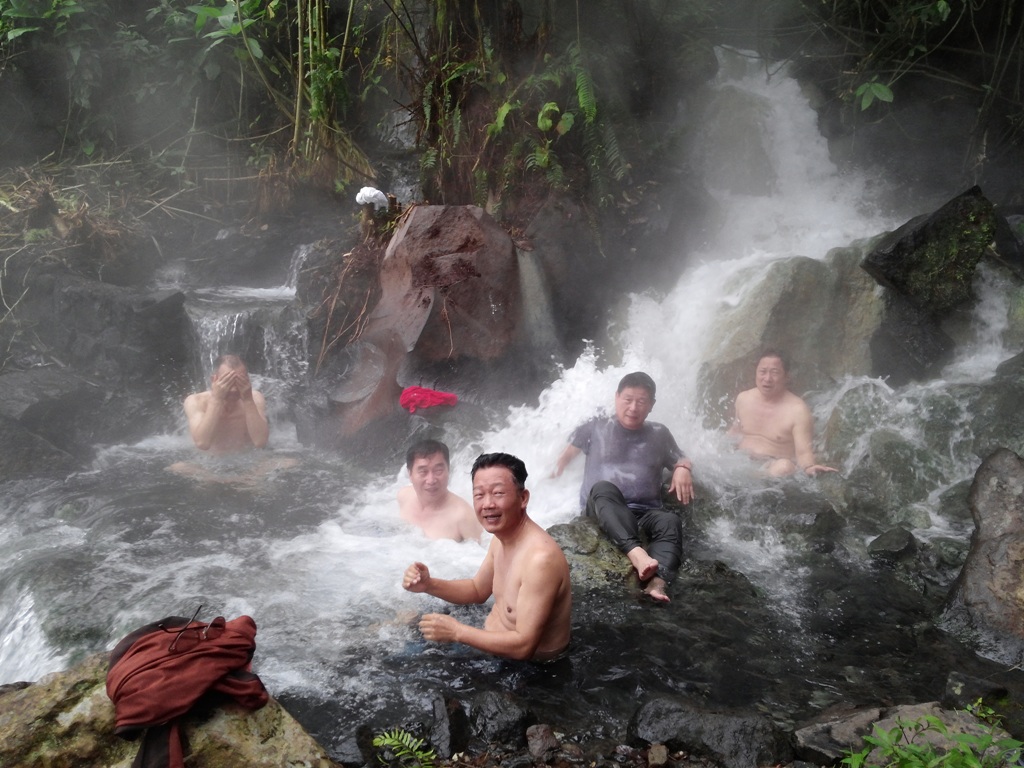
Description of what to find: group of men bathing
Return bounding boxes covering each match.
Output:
[184,350,834,662]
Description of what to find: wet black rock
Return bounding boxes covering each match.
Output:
[628,696,792,768]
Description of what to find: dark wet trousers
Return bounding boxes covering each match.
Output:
[584,480,682,583]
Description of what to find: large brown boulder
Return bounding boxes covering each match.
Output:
[296,205,521,443]
[0,653,339,767]
[371,204,520,362]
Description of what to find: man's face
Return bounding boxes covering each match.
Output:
[472,465,528,534]
[755,356,789,399]
[409,452,450,500]
[212,364,245,401]
[615,386,654,430]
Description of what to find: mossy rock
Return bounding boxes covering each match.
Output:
[862,185,996,315]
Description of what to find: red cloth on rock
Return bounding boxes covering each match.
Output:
[400,385,458,413]
[106,614,269,768]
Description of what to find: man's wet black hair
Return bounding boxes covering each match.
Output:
[471,452,528,491]
[616,371,656,399]
[757,348,790,372]
[214,354,245,371]
[406,439,450,470]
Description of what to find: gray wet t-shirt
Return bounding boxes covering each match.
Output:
[569,416,685,510]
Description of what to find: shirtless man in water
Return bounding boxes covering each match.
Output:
[183,355,269,454]
[731,350,836,477]
[403,453,571,661]
[398,439,482,542]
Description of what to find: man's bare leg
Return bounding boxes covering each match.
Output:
[626,546,659,581]
[643,576,670,603]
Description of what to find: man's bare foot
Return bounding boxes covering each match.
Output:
[643,577,670,603]
[626,547,659,582]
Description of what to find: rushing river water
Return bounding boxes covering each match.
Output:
[2,50,1021,760]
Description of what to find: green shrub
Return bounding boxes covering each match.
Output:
[841,701,1023,768]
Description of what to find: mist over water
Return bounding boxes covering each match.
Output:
[1,48,1019,749]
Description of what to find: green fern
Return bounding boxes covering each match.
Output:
[372,728,437,768]
[568,41,597,124]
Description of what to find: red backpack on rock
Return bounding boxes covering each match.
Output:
[106,610,269,768]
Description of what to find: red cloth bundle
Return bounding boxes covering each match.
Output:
[400,385,458,413]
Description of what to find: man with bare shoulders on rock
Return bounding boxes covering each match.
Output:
[183,354,269,453]
[402,453,571,661]
[730,349,837,477]
[552,372,694,604]
[398,439,482,542]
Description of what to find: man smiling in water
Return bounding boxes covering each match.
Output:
[402,452,571,661]
[552,372,693,603]
[730,349,836,477]
[398,439,481,542]
[183,354,269,454]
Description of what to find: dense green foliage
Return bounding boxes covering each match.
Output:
[0,0,716,214]
[800,0,1024,173]
[840,702,1022,767]
[1,0,1023,215]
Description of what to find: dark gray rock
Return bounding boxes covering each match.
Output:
[945,448,1024,665]
[428,695,470,759]
[628,696,792,768]
[792,707,881,765]
[862,186,995,315]
[469,690,533,746]
[0,365,172,461]
[869,292,955,385]
[868,527,918,562]
[969,352,1024,459]
[0,414,79,479]
[842,429,945,528]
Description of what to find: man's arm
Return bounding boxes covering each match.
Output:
[664,429,694,503]
[402,550,494,605]
[184,393,220,451]
[243,389,270,448]
[668,465,694,503]
[792,402,836,476]
[551,444,582,477]
[236,371,269,448]
[418,549,566,660]
[728,390,751,437]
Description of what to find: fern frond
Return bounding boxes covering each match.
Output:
[372,728,437,768]
[569,41,597,124]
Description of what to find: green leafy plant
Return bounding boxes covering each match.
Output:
[855,77,895,111]
[372,728,437,768]
[840,700,1023,767]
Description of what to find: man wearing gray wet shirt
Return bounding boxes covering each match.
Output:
[553,372,694,603]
